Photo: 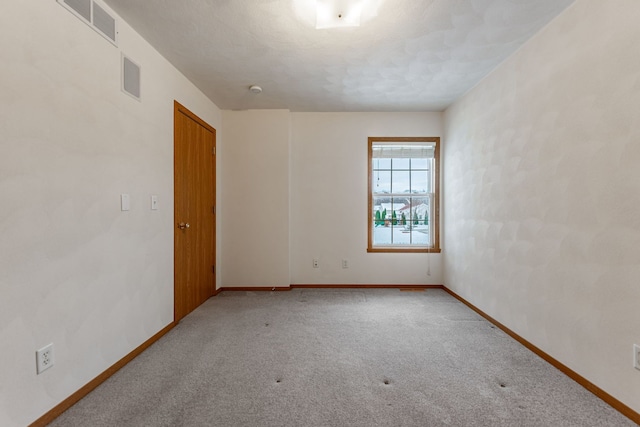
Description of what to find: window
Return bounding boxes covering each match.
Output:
[368,137,440,253]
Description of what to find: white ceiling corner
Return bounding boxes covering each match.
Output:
[102,0,576,112]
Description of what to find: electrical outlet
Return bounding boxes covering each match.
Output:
[634,344,640,371]
[342,259,349,269]
[36,343,55,374]
[313,259,319,268]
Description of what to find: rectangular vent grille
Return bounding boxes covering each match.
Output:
[92,3,116,43]
[122,55,141,101]
[63,0,91,21]
[57,0,117,46]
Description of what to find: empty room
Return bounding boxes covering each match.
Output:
[1,0,639,426]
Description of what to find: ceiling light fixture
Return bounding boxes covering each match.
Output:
[249,85,262,94]
[292,0,382,29]
[316,0,365,28]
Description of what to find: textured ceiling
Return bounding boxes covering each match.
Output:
[103,0,575,112]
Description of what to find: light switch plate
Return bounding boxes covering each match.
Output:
[151,195,158,210]
[121,194,130,211]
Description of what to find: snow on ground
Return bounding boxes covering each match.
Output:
[373,225,429,245]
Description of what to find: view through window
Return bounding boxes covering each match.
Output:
[368,137,440,253]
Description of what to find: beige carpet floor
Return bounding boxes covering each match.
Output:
[49,289,636,426]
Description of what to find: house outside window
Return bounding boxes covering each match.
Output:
[368,137,441,253]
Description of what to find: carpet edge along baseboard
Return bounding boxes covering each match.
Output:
[442,287,640,426]
[29,286,639,426]
[28,322,176,427]
[221,284,444,291]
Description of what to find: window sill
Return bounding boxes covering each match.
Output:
[367,247,441,254]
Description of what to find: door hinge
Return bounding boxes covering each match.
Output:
[212,265,215,274]
[212,146,216,156]
[212,205,216,215]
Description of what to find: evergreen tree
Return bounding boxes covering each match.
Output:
[401,212,406,225]
[413,210,419,225]
[375,210,381,226]
[382,208,387,225]
[424,212,429,225]
[392,210,397,226]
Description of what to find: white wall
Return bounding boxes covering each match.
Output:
[221,110,291,288]
[220,111,443,288]
[444,0,640,414]
[0,1,221,425]
[291,113,443,285]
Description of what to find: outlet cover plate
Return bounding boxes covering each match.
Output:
[36,343,55,374]
[120,194,131,211]
[634,344,640,371]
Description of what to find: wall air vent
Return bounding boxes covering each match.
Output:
[122,54,141,101]
[62,0,91,21]
[92,3,116,43]
[57,0,118,46]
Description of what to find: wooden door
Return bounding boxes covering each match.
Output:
[174,101,216,322]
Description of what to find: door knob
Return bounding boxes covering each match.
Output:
[178,222,190,230]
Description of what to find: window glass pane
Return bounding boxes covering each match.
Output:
[372,196,391,245]
[410,196,431,245]
[394,227,412,245]
[411,170,429,193]
[372,170,391,193]
[411,158,429,169]
[391,170,410,194]
[411,227,430,246]
[409,197,430,223]
[393,198,411,245]
[391,198,401,244]
[373,158,391,169]
[407,198,418,226]
[373,226,392,246]
[392,158,410,170]
[372,197,383,224]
